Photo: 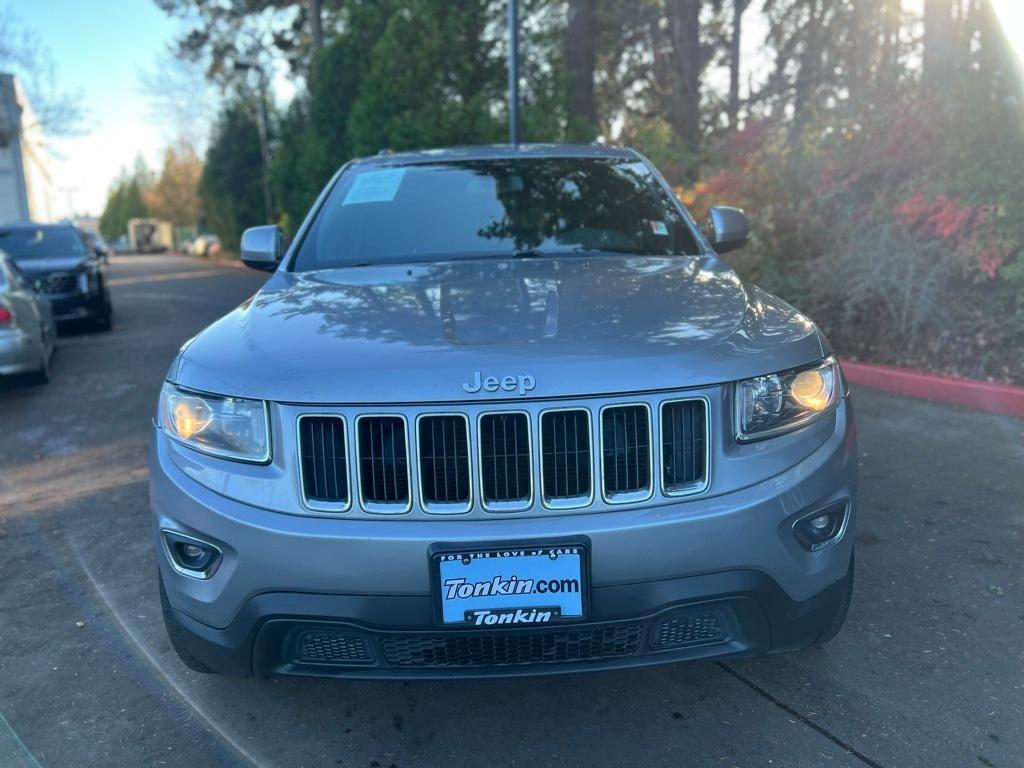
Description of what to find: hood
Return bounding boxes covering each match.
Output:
[16,256,89,274]
[173,255,827,403]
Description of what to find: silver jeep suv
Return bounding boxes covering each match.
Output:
[151,144,856,678]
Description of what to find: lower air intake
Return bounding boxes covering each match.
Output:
[651,611,728,649]
[294,631,373,664]
[381,624,644,668]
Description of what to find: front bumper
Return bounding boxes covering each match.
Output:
[47,291,105,322]
[150,398,857,678]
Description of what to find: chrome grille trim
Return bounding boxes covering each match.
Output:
[659,397,711,497]
[599,403,654,504]
[416,413,472,514]
[355,414,412,514]
[296,414,351,512]
[477,411,533,512]
[290,389,714,518]
[539,407,594,509]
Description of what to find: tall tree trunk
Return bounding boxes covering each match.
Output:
[880,0,901,83]
[566,0,597,141]
[790,0,824,142]
[923,0,955,83]
[666,0,703,181]
[971,0,1023,97]
[309,0,324,53]
[728,0,751,130]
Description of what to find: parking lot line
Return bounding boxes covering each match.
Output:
[68,543,264,768]
[0,711,43,768]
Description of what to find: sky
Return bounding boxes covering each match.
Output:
[12,0,176,218]
[7,0,1024,220]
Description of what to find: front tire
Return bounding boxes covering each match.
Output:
[27,338,51,386]
[158,572,216,674]
[93,294,113,332]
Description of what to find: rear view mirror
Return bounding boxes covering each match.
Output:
[706,206,750,254]
[240,226,284,271]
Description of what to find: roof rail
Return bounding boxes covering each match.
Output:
[377,148,394,156]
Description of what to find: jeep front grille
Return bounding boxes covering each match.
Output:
[601,405,652,500]
[661,399,708,494]
[294,394,710,516]
[298,415,349,509]
[417,415,471,511]
[357,416,410,511]
[540,409,592,507]
[479,412,531,510]
[40,272,78,295]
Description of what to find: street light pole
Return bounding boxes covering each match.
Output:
[237,58,274,223]
[254,69,273,224]
[508,0,520,146]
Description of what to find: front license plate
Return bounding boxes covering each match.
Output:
[435,545,587,627]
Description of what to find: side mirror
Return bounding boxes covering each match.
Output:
[706,206,750,254]
[240,225,283,271]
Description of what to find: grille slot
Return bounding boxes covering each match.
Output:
[601,405,651,500]
[540,409,592,506]
[417,415,471,511]
[478,413,531,510]
[381,624,643,668]
[298,416,349,509]
[357,416,410,511]
[294,631,374,664]
[661,399,708,494]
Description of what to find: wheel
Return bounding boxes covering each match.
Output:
[815,550,854,645]
[158,572,216,674]
[93,295,113,332]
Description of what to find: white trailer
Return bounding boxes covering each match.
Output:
[128,218,174,253]
[0,74,56,223]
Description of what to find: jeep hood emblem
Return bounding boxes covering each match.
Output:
[463,371,537,396]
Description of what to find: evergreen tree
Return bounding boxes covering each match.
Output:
[200,95,266,249]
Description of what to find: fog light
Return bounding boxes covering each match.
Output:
[179,543,210,564]
[162,530,222,578]
[793,501,848,552]
[810,514,830,530]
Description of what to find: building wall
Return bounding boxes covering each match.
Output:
[0,74,56,223]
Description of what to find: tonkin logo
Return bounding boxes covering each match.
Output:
[463,371,537,396]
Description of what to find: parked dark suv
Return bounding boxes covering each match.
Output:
[0,223,113,330]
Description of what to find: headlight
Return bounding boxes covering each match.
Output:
[736,358,841,441]
[159,383,270,462]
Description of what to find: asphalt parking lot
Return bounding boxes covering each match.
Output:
[1,253,1022,768]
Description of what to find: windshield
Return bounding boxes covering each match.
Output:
[0,226,86,260]
[291,157,702,271]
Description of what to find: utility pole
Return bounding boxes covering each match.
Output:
[508,0,520,146]
[255,69,273,223]
[236,59,274,223]
[309,0,323,53]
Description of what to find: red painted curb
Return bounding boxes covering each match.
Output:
[840,360,1024,417]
